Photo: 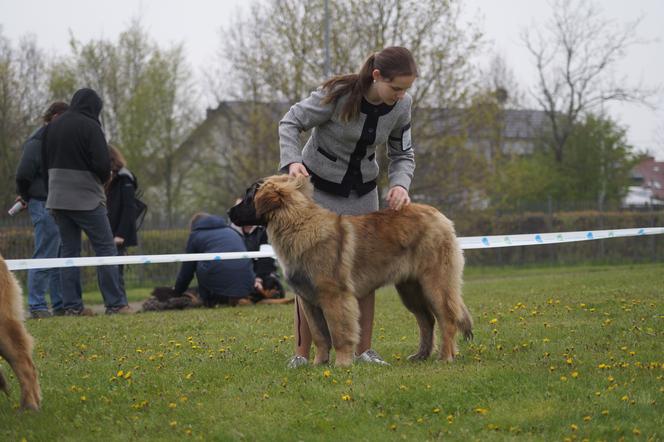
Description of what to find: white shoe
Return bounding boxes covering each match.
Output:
[286,355,308,368]
[355,349,390,365]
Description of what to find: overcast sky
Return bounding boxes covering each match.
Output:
[1,0,662,159]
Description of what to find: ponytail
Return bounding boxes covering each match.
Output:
[320,47,417,122]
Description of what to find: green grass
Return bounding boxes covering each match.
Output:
[2,262,663,441]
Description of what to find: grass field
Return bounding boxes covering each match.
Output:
[1,262,663,441]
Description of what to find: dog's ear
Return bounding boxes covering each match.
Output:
[292,174,314,198]
[254,183,284,217]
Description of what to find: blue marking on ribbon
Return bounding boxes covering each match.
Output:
[556,234,564,241]
[141,257,151,264]
[481,237,490,246]
[535,234,543,243]
[65,259,75,266]
[214,255,222,260]
[638,229,645,235]
[586,232,594,239]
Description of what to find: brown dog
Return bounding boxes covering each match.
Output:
[0,255,41,410]
[229,175,473,367]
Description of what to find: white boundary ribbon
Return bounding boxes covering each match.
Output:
[5,227,664,271]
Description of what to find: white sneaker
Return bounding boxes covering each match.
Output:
[355,349,390,365]
[286,355,308,368]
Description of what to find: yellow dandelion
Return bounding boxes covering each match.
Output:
[346,379,353,386]
[447,414,454,423]
[169,421,177,428]
[583,415,591,422]
[179,396,188,402]
[489,318,498,325]
[601,410,609,416]
[566,358,573,365]
[389,424,397,431]
[399,385,407,391]
[323,370,331,378]
[263,393,270,399]
[185,429,192,436]
[117,370,124,377]
[474,407,489,415]
[560,376,568,382]
[570,424,578,431]
[123,371,132,380]
[341,394,352,401]
[571,371,579,378]
[416,417,424,423]
[185,372,193,380]
[80,396,87,402]
[621,395,629,402]
[633,428,641,436]
[432,407,441,414]
[168,402,177,409]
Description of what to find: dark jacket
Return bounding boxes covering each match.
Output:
[241,226,278,277]
[174,215,255,298]
[106,167,138,247]
[43,88,110,210]
[15,126,48,201]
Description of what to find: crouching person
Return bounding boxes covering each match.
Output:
[173,212,255,306]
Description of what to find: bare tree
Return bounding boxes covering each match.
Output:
[0,32,50,208]
[205,0,486,211]
[522,0,652,163]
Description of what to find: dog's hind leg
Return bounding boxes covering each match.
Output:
[396,280,435,361]
[0,320,41,410]
[317,291,360,368]
[298,298,332,365]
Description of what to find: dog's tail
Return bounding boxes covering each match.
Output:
[445,237,474,341]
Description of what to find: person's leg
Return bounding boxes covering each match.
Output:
[51,210,84,311]
[116,245,127,296]
[26,200,50,313]
[40,206,64,312]
[71,206,127,309]
[293,298,312,358]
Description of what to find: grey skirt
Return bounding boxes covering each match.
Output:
[313,187,379,216]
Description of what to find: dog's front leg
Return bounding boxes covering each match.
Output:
[318,292,360,367]
[0,320,41,410]
[298,298,332,365]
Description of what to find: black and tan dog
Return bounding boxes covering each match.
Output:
[229,175,473,367]
[0,255,40,410]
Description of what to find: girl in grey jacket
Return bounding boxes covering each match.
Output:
[280,46,417,367]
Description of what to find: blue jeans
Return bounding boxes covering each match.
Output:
[51,205,128,310]
[27,199,63,312]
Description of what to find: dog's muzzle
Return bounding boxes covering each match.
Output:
[228,181,266,226]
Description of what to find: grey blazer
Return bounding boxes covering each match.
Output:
[279,87,415,197]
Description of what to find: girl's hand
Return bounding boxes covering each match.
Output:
[288,162,309,177]
[114,236,125,245]
[386,186,411,211]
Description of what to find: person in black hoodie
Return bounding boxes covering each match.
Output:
[105,145,138,293]
[42,88,130,316]
[174,212,255,307]
[15,101,69,318]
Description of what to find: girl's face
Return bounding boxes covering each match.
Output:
[372,70,416,105]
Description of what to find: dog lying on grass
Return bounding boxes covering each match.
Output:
[0,255,41,410]
[229,175,473,367]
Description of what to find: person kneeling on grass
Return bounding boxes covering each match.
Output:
[173,212,255,307]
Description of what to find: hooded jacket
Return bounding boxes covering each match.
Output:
[174,215,255,298]
[42,88,110,210]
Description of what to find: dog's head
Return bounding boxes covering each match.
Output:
[228,174,312,226]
